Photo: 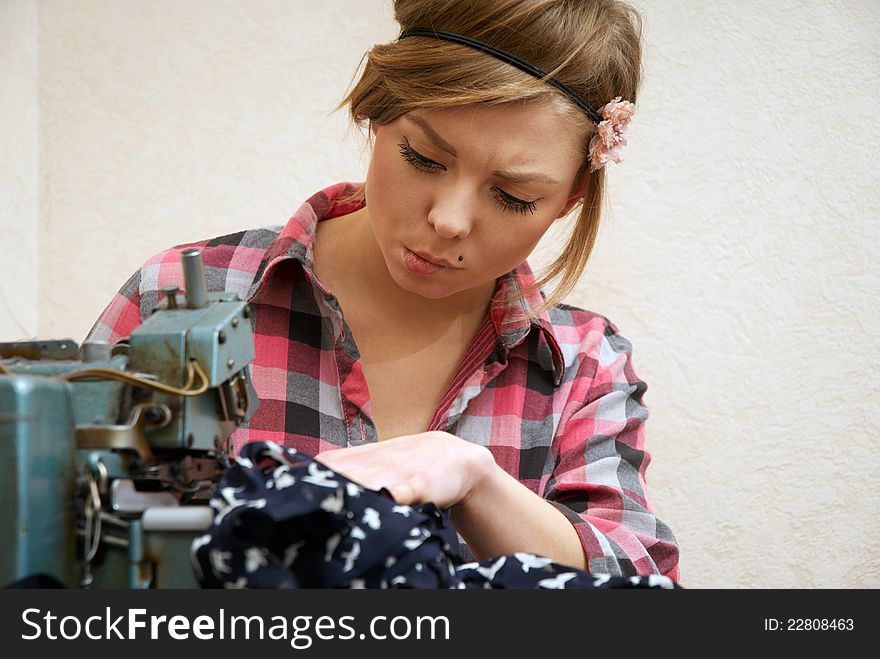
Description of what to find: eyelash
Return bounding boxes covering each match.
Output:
[397,140,538,215]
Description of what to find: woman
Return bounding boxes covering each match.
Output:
[90,0,680,580]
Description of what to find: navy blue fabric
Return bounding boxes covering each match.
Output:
[191,442,679,590]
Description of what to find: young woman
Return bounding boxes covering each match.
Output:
[90,0,680,580]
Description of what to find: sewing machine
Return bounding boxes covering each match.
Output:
[0,249,257,588]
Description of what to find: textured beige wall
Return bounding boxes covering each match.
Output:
[35,0,397,339]
[585,0,878,588]
[1,0,877,587]
[0,0,39,339]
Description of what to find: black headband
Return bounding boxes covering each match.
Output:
[398,27,603,124]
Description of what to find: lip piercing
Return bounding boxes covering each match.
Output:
[458,256,464,262]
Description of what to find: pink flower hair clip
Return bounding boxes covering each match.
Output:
[588,96,636,172]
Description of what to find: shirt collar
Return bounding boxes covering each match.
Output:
[247,182,363,301]
[490,263,566,385]
[249,182,565,384]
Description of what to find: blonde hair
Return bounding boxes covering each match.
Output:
[341,0,643,310]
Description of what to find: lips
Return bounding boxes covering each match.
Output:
[410,249,456,269]
[403,248,458,276]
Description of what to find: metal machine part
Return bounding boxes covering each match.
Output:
[0,249,258,588]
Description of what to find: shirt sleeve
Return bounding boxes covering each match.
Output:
[543,319,680,581]
[85,241,199,344]
[85,267,147,344]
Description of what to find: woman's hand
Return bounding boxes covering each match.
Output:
[314,431,494,508]
[318,432,588,569]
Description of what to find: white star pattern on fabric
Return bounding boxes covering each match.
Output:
[404,527,429,550]
[325,533,342,560]
[210,549,233,574]
[513,553,554,572]
[283,540,305,567]
[631,574,674,588]
[245,547,268,573]
[223,576,248,589]
[234,456,254,469]
[302,462,339,488]
[190,534,212,580]
[218,486,245,505]
[537,572,578,589]
[213,496,266,525]
[319,489,345,513]
[591,574,613,587]
[362,507,381,529]
[272,473,296,489]
[341,542,361,572]
[476,557,507,580]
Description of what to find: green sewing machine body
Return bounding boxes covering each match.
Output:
[0,249,257,588]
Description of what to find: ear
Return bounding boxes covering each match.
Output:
[556,193,583,219]
[556,170,589,219]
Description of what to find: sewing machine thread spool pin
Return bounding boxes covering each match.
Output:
[160,285,180,310]
[181,249,208,309]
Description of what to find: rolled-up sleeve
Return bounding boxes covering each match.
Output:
[543,320,680,580]
[85,268,144,344]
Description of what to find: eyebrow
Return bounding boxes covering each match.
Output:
[491,169,560,186]
[407,115,457,157]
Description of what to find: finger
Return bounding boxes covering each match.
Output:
[315,444,386,471]
[314,452,372,474]
[333,463,408,494]
[388,473,430,506]
[387,480,417,505]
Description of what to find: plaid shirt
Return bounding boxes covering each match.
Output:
[89,182,680,580]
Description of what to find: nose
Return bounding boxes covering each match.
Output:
[427,185,476,240]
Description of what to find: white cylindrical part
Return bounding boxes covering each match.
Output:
[181,248,208,309]
[141,506,215,532]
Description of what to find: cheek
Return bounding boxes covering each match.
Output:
[364,153,399,233]
[477,218,555,272]
[367,159,431,235]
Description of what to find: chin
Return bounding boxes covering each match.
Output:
[390,270,460,300]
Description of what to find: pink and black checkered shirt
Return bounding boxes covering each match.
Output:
[88,182,680,580]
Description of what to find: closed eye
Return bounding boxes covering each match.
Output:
[494,187,538,215]
[398,139,444,172]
